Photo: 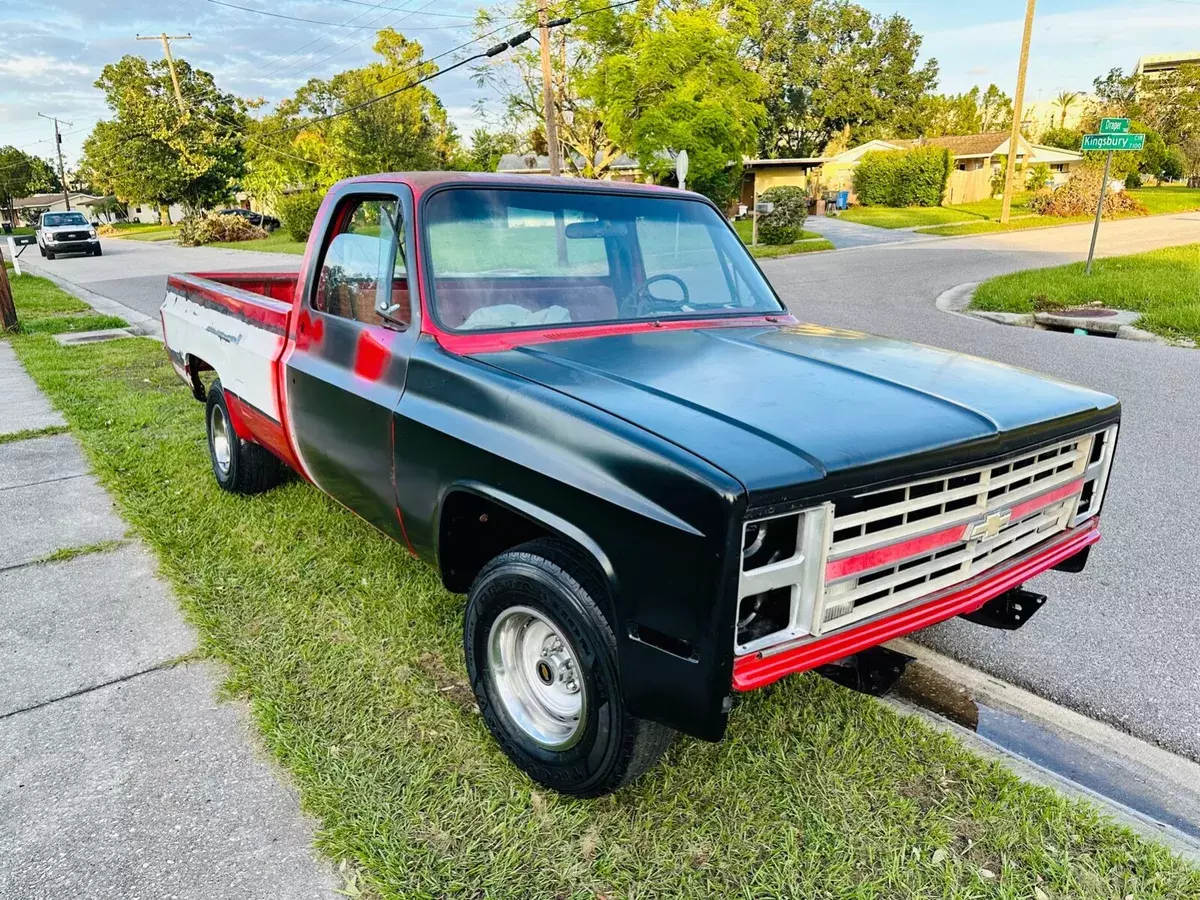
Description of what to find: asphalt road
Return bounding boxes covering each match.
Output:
[21,216,1200,760]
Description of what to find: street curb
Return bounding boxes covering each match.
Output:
[933,282,1185,347]
[885,638,1200,862]
[16,258,161,341]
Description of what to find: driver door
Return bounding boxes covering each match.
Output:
[285,186,417,539]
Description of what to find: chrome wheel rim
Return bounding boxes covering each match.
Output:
[210,405,232,478]
[487,605,587,749]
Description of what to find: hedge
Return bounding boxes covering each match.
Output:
[853,146,952,207]
[757,186,809,245]
[278,191,325,242]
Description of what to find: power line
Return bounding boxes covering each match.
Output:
[199,0,470,30]
[258,0,637,137]
[301,0,481,19]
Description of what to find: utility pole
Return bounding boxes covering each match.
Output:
[37,113,72,211]
[1000,0,1036,224]
[136,33,192,112]
[536,0,561,176]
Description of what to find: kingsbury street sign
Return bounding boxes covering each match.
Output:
[1081,133,1146,152]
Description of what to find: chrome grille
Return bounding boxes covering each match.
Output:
[816,432,1097,633]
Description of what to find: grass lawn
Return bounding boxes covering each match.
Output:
[207,229,307,254]
[733,219,823,243]
[6,226,35,235]
[1128,185,1200,216]
[838,195,1037,230]
[748,238,836,258]
[971,243,1200,342]
[105,222,180,242]
[5,275,1198,898]
[2,268,127,334]
[916,215,1094,237]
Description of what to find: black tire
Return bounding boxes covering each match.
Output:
[205,379,284,495]
[38,244,45,258]
[45,249,55,260]
[464,538,676,797]
[93,245,102,257]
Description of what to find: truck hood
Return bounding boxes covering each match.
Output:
[477,323,1119,493]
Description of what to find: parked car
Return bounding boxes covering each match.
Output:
[216,207,280,231]
[36,211,101,259]
[161,173,1121,796]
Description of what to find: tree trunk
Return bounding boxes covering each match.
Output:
[0,242,17,333]
[159,205,171,226]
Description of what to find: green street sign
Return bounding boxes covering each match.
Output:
[1081,132,1145,152]
[1100,117,1130,134]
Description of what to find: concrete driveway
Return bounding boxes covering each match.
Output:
[762,211,1200,760]
[803,214,937,249]
[19,214,1200,761]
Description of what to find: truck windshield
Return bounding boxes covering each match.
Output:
[43,213,88,227]
[423,187,784,332]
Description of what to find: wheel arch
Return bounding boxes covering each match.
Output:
[436,482,620,622]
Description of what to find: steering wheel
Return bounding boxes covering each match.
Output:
[618,273,691,318]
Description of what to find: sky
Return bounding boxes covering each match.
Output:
[1,0,1198,176]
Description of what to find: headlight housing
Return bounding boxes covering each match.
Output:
[735,503,833,654]
[1072,423,1118,524]
[44,232,56,242]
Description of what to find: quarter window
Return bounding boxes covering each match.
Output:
[314,197,409,327]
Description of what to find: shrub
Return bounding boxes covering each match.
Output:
[1125,170,1143,189]
[1028,166,1149,218]
[853,146,951,207]
[1026,162,1052,191]
[96,223,120,238]
[278,191,324,242]
[756,186,809,245]
[177,212,267,247]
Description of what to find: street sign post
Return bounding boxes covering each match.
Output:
[1081,133,1145,152]
[1081,127,1144,274]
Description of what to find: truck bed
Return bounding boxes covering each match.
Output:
[161,272,300,467]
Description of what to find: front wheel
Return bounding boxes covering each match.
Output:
[464,539,676,797]
[205,379,284,495]
[92,245,102,257]
[44,249,55,260]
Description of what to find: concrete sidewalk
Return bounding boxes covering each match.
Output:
[0,340,336,899]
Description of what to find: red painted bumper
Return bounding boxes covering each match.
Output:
[732,520,1101,691]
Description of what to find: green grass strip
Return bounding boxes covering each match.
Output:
[36,540,127,565]
[971,243,1200,342]
[6,276,1198,898]
[0,424,69,445]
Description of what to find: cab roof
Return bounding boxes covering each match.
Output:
[337,171,699,199]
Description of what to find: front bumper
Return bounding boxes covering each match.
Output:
[45,240,98,252]
[732,519,1100,691]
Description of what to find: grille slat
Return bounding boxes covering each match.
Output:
[817,433,1096,633]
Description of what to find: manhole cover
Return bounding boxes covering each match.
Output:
[1051,307,1119,318]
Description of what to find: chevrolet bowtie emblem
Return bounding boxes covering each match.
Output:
[967,509,1012,540]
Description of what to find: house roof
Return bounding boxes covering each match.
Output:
[887,132,1020,157]
[1028,144,1085,165]
[743,157,826,169]
[12,192,98,208]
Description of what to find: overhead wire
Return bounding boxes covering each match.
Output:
[200,0,476,30]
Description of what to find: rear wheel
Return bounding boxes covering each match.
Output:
[205,379,284,495]
[464,539,676,797]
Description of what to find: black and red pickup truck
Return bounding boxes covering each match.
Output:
[162,173,1120,796]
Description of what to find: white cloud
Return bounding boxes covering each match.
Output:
[0,56,89,78]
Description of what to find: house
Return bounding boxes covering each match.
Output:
[737,157,826,211]
[123,201,188,225]
[8,192,100,226]
[821,132,1082,205]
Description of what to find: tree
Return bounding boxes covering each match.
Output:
[1053,90,1080,128]
[468,127,519,172]
[244,29,463,202]
[0,147,55,226]
[748,0,938,157]
[592,3,765,199]
[0,241,16,332]
[80,55,245,222]
[918,84,1012,136]
[1040,126,1082,151]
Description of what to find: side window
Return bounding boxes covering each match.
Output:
[313,197,409,327]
